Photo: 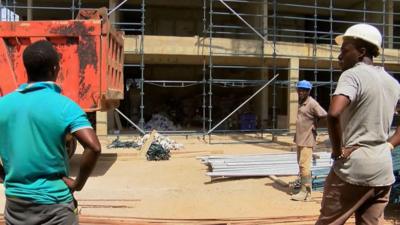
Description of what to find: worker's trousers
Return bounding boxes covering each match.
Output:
[315,170,391,225]
[4,197,78,225]
[297,146,312,186]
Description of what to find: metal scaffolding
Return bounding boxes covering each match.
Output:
[204,0,276,141]
[203,0,400,136]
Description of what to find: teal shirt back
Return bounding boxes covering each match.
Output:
[0,82,92,204]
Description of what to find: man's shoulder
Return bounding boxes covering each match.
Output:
[0,91,21,105]
[341,66,360,78]
[45,91,76,105]
[307,96,318,105]
[307,97,325,110]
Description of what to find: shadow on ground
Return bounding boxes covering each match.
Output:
[69,153,118,177]
[265,182,291,195]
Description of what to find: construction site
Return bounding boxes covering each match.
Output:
[0,0,400,224]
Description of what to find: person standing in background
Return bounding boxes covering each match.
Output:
[292,80,327,201]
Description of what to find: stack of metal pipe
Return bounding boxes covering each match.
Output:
[390,148,400,204]
[199,152,333,178]
[200,149,400,196]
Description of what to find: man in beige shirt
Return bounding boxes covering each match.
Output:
[316,23,400,225]
[292,80,327,201]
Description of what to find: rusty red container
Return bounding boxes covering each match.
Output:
[0,8,124,111]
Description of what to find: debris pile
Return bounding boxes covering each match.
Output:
[136,132,183,151]
[144,114,177,131]
[146,143,170,161]
[107,130,184,161]
[107,136,139,148]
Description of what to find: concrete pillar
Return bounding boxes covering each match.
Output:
[256,1,269,128]
[254,3,269,129]
[96,111,108,136]
[258,71,269,128]
[27,0,32,20]
[287,58,299,131]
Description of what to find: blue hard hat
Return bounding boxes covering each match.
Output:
[296,80,312,90]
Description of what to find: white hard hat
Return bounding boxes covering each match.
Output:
[335,23,382,52]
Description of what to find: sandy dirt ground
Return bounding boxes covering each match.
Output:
[0,133,399,224]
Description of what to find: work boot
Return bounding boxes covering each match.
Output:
[291,176,312,201]
[288,177,301,194]
[291,185,311,201]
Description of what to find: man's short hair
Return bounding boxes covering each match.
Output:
[23,40,60,81]
[352,38,380,58]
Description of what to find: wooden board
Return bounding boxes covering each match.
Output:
[139,130,157,159]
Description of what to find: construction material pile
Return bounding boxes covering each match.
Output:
[107,132,183,151]
[199,152,332,178]
[146,143,170,161]
[390,148,400,204]
[144,114,177,131]
[136,132,183,151]
[107,136,139,148]
[200,150,400,203]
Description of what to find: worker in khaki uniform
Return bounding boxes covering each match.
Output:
[292,80,327,201]
[316,23,400,224]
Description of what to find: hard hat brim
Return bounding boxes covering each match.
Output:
[335,34,380,55]
[335,35,344,46]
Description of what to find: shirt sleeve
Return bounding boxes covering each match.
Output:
[333,71,359,102]
[63,100,92,133]
[312,102,327,118]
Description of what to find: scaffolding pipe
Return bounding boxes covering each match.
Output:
[203,0,207,134]
[382,0,386,65]
[114,108,146,135]
[108,0,128,16]
[71,0,75,19]
[329,0,334,94]
[208,0,214,137]
[207,74,279,135]
[217,0,266,42]
[313,0,318,100]
[272,0,277,129]
[139,0,145,128]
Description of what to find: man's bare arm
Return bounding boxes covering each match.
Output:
[328,95,350,158]
[0,163,4,183]
[63,128,101,192]
[65,134,77,159]
[388,126,400,150]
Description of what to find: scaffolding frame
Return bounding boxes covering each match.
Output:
[203,0,400,139]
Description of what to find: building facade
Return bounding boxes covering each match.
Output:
[3,0,400,135]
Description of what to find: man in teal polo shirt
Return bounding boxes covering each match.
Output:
[0,40,101,224]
